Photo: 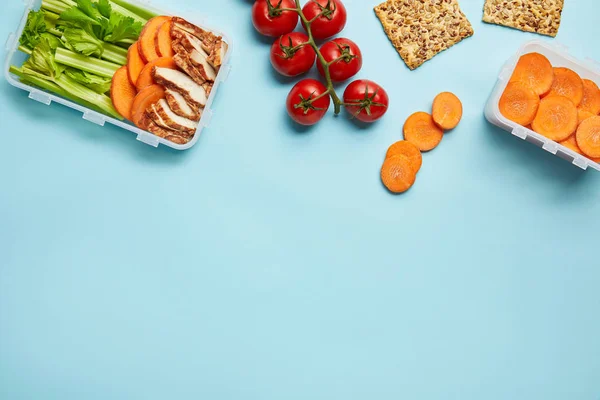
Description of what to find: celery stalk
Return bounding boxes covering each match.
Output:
[18,45,33,55]
[55,74,121,119]
[105,0,158,20]
[102,42,128,65]
[41,0,68,14]
[9,65,115,117]
[90,0,148,24]
[55,47,120,78]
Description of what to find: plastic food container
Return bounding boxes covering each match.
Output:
[3,0,232,150]
[485,40,600,171]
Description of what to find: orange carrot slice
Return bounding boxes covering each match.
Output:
[110,66,137,121]
[576,116,600,158]
[156,19,174,58]
[385,140,422,173]
[381,155,416,194]
[138,16,171,63]
[544,67,584,106]
[578,109,596,125]
[560,134,600,162]
[560,135,582,154]
[432,92,463,130]
[136,57,177,91]
[131,84,166,128]
[579,79,600,115]
[531,96,579,142]
[509,52,554,96]
[403,112,444,152]
[127,42,146,86]
[499,82,540,126]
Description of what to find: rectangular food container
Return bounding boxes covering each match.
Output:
[4,0,232,150]
[485,40,600,171]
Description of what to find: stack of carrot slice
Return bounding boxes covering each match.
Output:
[381,92,463,193]
[499,52,600,162]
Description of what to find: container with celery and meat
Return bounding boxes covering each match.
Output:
[10,0,229,145]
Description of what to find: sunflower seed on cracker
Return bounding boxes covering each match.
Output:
[374,0,474,70]
[482,0,564,37]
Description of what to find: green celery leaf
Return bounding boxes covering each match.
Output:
[97,0,112,19]
[63,24,103,57]
[20,9,47,49]
[76,0,103,20]
[41,33,63,50]
[59,7,101,26]
[65,68,112,93]
[23,37,61,79]
[103,14,143,43]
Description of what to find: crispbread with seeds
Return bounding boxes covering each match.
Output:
[482,0,564,37]
[374,0,474,70]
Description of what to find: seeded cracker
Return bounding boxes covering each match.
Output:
[374,0,474,70]
[482,0,564,37]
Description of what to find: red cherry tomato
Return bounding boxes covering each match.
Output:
[302,0,347,40]
[317,38,362,82]
[286,79,331,125]
[270,33,316,77]
[343,80,389,123]
[252,0,299,37]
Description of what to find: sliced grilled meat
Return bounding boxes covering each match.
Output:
[165,89,201,121]
[173,50,206,85]
[146,120,190,145]
[154,99,198,135]
[153,67,208,108]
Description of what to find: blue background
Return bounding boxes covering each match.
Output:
[1,0,599,398]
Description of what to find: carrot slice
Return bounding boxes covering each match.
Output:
[385,140,422,174]
[578,109,596,125]
[509,52,554,96]
[138,16,171,63]
[579,79,600,115]
[110,66,137,121]
[381,155,416,194]
[576,116,600,158]
[531,96,579,142]
[127,42,145,86]
[560,135,582,154]
[432,92,463,130]
[136,57,177,91]
[403,112,444,152]
[131,84,166,128]
[156,19,174,58]
[544,67,584,106]
[499,82,540,126]
[560,134,600,162]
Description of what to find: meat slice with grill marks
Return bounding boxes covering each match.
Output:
[165,89,201,121]
[173,51,206,85]
[152,67,208,108]
[171,34,217,82]
[148,99,198,135]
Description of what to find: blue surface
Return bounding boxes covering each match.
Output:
[1,0,600,398]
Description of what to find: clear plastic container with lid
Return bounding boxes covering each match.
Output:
[485,40,600,171]
[3,0,233,150]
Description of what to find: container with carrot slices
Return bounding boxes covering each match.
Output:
[4,0,232,150]
[485,40,600,171]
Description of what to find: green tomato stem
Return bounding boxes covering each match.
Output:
[293,0,342,115]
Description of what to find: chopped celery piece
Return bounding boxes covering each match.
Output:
[55,47,120,78]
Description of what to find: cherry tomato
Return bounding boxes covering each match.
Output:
[302,0,347,40]
[286,79,331,125]
[252,0,299,37]
[343,80,389,123]
[270,33,316,77]
[316,38,362,82]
